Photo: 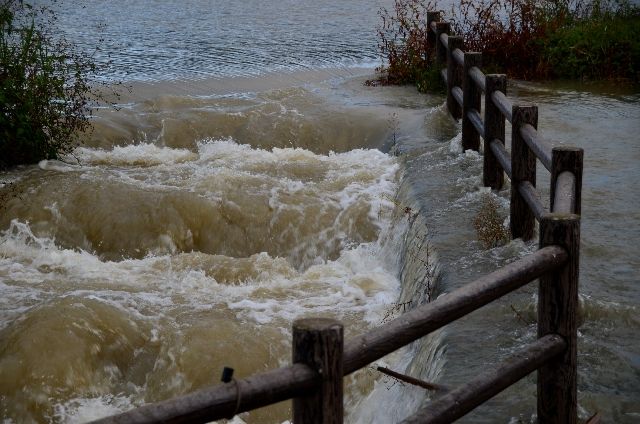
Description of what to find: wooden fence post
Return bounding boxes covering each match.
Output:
[462,52,481,151]
[538,214,580,424]
[510,105,538,240]
[483,74,507,189]
[446,36,463,120]
[434,22,450,69]
[293,318,344,424]
[426,11,440,50]
[551,147,584,214]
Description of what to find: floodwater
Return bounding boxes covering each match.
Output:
[0,1,638,423]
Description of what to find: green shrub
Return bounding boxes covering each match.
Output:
[0,0,100,168]
[544,12,640,81]
[415,62,445,93]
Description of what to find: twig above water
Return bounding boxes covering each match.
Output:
[377,366,448,392]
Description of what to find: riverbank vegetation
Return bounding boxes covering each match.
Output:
[368,0,640,91]
[0,0,103,168]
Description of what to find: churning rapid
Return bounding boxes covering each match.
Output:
[1,0,639,423]
[0,79,410,422]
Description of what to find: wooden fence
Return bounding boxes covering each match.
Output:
[93,11,583,424]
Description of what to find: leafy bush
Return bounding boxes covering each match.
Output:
[366,0,444,92]
[0,0,99,168]
[544,8,640,80]
[449,0,556,78]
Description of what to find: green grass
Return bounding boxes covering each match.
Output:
[544,14,640,81]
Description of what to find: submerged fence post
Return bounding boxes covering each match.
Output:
[484,74,507,189]
[510,105,538,240]
[538,214,580,424]
[462,52,482,151]
[292,318,344,424]
[446,36,463,119]
[551,147,584,214]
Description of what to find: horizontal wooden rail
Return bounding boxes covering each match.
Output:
[342,245,567,374]
[492,90,513,123]
[403,334,566,424]
[518,181,545,220]
[520,123,553,170]
[452,86,463,107]
[92,364,317,424]
[552,171,576,213]
[468,109,484,136]
[469,66,486,92]
[489,139,512,179]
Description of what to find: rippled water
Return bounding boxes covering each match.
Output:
[1,1,639,423]
[397,81,640,423]
[51,0,387,81]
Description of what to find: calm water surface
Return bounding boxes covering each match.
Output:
[0,1,638,422]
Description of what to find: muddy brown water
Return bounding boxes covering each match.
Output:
[0,1,638,422]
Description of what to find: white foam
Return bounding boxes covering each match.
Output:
[53,394,137,423]
[1,214,400,330]
[1,138,403,421]
[223,242,400,326]
[72,144,198,166]
[448,133,463,154]
[57,140,399,206]
[38,159,79,172]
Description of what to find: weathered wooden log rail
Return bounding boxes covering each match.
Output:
[93,12,583,424]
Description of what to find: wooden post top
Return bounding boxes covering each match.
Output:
[541,212,580,221]
[293,318,343,331]
[553,146,583,153]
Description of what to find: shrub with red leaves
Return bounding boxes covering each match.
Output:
[371,0,639,86]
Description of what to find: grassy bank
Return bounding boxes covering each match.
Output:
[369,0,640,91]
[544,11,640,80]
